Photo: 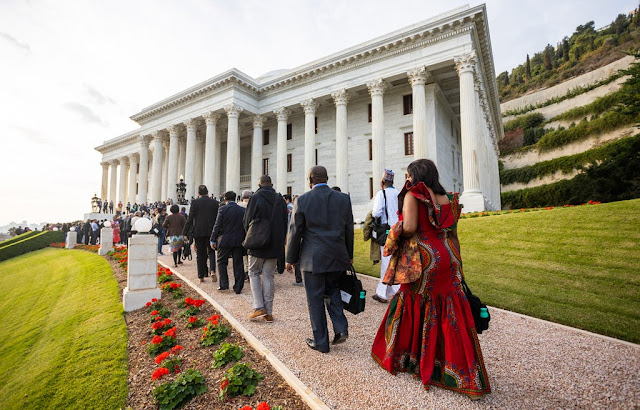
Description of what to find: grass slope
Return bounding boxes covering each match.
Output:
[0,248,128,409]
[354,199,640,343]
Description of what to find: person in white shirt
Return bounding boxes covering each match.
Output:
[371,169,400,303]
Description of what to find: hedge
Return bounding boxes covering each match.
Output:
[550,91,622,122]
[0,231,65,262]
[500,133,640,185]
[0,230,40,248]
[501,135,640,208]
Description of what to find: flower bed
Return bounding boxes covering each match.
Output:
[106,254,307,409]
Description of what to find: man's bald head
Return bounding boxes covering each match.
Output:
[258,175,272,187]
[308,166,328,186]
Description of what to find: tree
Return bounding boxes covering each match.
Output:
[504,70,509,86]
[525,54,531,79]
[562,38,570,61]
[617,52,640,116]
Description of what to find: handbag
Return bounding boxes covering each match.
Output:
[242,191,279,250]
[461,279,490,334]
[339,266,366,315]
[372,190,390,246]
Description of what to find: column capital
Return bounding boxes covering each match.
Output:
[128,152,139,161]
[224,103,243,118]
[300,98,319,114]
[331,89,350,106]
[454,51,477,75]
[137,134,150,146]
[110,158,119,166]
[407,66,431,86]
[366,78,389,97]
[274,106,291,122]
[101,161,110,168]
[162,141,169,150]
[151,130,163,141]
[183,118,199,131]
[167,125,180,137]
[252,114,266,128]
[203,111,221,125]
[119,156,129,165]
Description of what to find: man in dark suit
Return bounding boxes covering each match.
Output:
[183,185,220,283]
[243,175,288,323]
[210,191,246,294]
[286,165,354,353]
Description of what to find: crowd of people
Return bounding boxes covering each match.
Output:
[43,159,490,400]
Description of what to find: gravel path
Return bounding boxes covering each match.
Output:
[159,251,640,409]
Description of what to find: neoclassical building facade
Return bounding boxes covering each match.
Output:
[95,4,503,218]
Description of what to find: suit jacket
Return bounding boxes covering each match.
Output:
[242,186,287,259]
[183,195,219,238]
[210,202,245,248]
[286,184,354,273]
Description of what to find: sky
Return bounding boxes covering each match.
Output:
[0,0,635,227]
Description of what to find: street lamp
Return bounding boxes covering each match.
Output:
[176,176,187,204]
[91,193,100,213]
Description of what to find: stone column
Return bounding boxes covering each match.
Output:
[300,99,319,192]
[149,132,164,203]
[109,159,118,203]
[65,229,77,249]
[178,136,186,182]
[118,156,128,205]
[224,103,243,196]
[408,66,430,159]
[161,141,169,201]
[123,230,161,312]
[128,154,138,206]
[367,79,389,184]
[332,89,350,192]
[100,162,109,200]
[98,226,113,256]
[166,125,180,203]
[424,84,438,164]
[194,135,204,189]
[203,112,220,192]
[454,51,483,212]
[137,136,150,204]
[251,115,265,191]
[184,119,198,200]
[274,107,290,194]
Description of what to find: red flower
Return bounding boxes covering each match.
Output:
[154,316,163,321]
[145,302,152,307]
[239,407,252,410]
[151,310,159,315]
[152,321,162,330]
[220,378,229,390]
[256,402,270,410]
[184,297,194,306]
[163,327,177,338]
[188,316,198,323]
[155,351,170,364]
[170,282,179,289]
[170,345,183,354]
[162,318,172,326]
[152,367,170,380]
[151,335,163,344]
[151,298,158,302]
[208,314,221,323]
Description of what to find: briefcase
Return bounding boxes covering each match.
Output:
[339,266,366,315]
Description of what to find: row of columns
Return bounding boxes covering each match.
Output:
[101,51,488,210]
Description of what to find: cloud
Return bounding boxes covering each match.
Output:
[10,125,51,145]
[63,102,107,126]
[84,84,116,105]
[0,32,31,53]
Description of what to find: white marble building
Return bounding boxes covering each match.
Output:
[95,4,503,218]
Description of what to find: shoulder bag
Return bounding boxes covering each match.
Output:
[372,190,390,246]
[461,279,490,334]
[242,191,279,250]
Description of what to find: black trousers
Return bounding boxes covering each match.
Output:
[217,246,245,293]
[194,237,211,279]
[303,271,348,351]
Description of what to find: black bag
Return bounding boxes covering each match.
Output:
[242,191,279,250]
[461,279,490,334]
[182,236,193,261]
[339,266,366,315]
[372,190,390,246]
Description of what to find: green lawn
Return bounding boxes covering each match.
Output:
[354,199,640,343]
[0,248,128,409]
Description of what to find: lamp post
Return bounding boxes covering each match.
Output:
[176,175,187,204]
[91,193,100,213]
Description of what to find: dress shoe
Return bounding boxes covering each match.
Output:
[199,278,205,283]
[264,314,273,323]
[292,281,303,287]
[177,260,183,264]
[372,294,388,304]
[305,338,329,353]
[216,287,229,292]
[248,308,267,320]
[332,332,348,345]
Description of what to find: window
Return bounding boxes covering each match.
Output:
[404,132,414,156]
[263,129,270,145]
[287,123,292,140]
[451,148,456,171]
[369,178,374,199]
[367,104,372,123]
[315,117,318,134]
[403,94,413,115]
[287,153,292,172]
[315,149,318,165]
[287,186,292,197]
[368,139,372,161]
[136,163,140,173]
[262,158,269,175]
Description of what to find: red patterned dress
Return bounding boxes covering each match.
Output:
[371,182,491,397]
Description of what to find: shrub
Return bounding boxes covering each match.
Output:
[0,230,39,248]
[153,369,207,410]
[503,112,545,132]
[0,231,64,262]
[212,343,244,369]
[219,363,263,400]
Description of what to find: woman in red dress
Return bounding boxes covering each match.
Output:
[371,159,490,400]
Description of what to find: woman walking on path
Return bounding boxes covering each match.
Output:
[112,216,121,244]
[163,205,187,267]
[371,159,491,400]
